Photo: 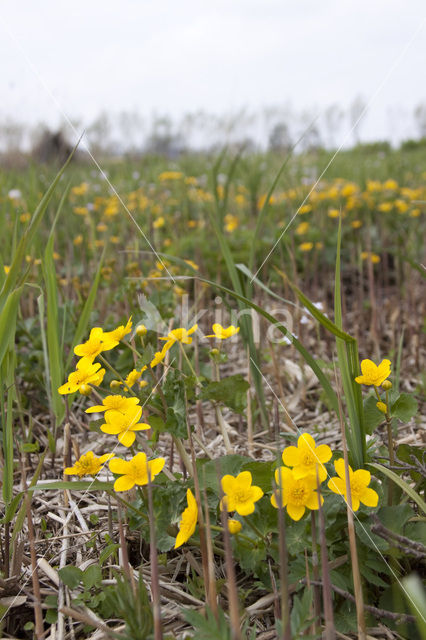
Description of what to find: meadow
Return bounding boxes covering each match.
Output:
[0,142,425,639]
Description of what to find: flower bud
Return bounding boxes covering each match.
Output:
[110,379,122,390]
[381,380,392,391]
[136,324,147,337]
[228,519,242,535]
[79,384,92,396]
[376,401,387,414]
[210,348,220,357]
[138,380,148,389]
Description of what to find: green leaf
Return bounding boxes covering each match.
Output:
[363,394,385,434]
[99,543,120,565]
[58,566,83,589]
[401,574,426,640]
[377,504,414,535]
[82,564,102,589]
[291,588,314,636]
[200,374,250,414]
[242,460,275,493]
[198,454,247,494]
[368,463,426,515]
[391,393,418,422]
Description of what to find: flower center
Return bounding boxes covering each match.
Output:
[351,480,363,496]
[234,489,251,504]
[289,484,307,505]
[302,453,314,467]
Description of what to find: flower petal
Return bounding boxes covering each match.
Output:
[282,446,300,467]
[328,477,345,495]
[287,503,305,521]
[235,501,255,516]
[298,433,316,452]
[360,487,378,507]
[118,431,135,447]
[315,444,332,463]
[109,458,130,474]
[305,491,322,510]
[100,423,122,435]
[221,475,236,494]
[114,475,135,492]
[353,469,371,487]
[148,457,166,478]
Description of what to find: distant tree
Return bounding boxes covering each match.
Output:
[413,103,426,138]
[145,115,185,157]
[86,112,114,155]
[268,121,292,153]
[349,95,366,145]
[32,128,73,164]
[323,104,344,148]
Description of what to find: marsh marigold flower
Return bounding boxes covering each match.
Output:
[175,489,198,548]
[355,359,391,387]
[64,451,114,477]
[74,327,119,363]
[109,452,165,491]
[206,324,240,340]
[104,317,132,342]
[328,459,378,511]
[100,406,150,447]
[220,471,263,516]
[159,324,198,350]
[281,433,332,483]
[271,467,322,521]
[58,359,105,395]
[85,395,140,414]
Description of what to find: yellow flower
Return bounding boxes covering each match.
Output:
[58,360,105,395]
[136,324,147,337]
[328,459,378,511]
[175,489,198,548]
[150,345,170,368]
[355,359,391,386]
[104,317,132,341]
[298,204,312,215]
[158,171,183,182]
[85,395,140,414]
[100,406,151,447]
[271,467,322,521]
[73,234,83,246]
[351,220,362,229]
[281,433,332,483]
[220,471,264,516]
[124,368,147,389]
[4,265,10,275]
[295,222,310,235]
[159,324,198,349]
[228,519,242,534]
[328,208,340,218]
[64,451,114,477]
[153,216,165,229]
[224,214,239,232]
[74,327,119,362]
[73,206,89,216]
[206,324,240,340]
[109,452,165,491]
[299,242,314,252]
[184,259,199,271]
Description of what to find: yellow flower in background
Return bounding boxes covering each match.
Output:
[224,213,239,232]
[109,452,165,491]
[71,182,89,196]
[101,405,150,447]
[73,234,83,246]
[299,242,314,252]
[85,395,140,414]
[4,265,10,275]
[206,324,240,340]
[328,208,340,218]
[298,204,312,215]
[175,489,198,548]
[281,433,332,483]
[158,171,183,182]
[361,251,380,264]
[124,368,147,389]
[74,327,119,362]
[150,345,170,368]
[228,519,242,534]
[295,222,310,235]
[184,259,199,271]
[355,359,391,387]
[58,360,105,395]
[153,216,165,229]
[271,467,322,521]
[351,220,362,229]
[104,317,132,342]
[220,471,264,516]
[328,459,379,511]
[160,324,198,350]
[73,206,89,216]
[64,451,114,477]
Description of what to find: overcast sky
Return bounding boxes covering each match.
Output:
[1,0,425,146]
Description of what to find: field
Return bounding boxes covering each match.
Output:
[0,143,425,639]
